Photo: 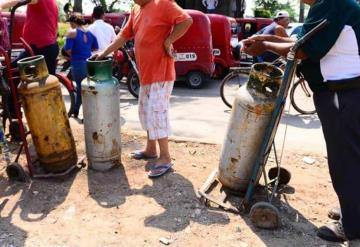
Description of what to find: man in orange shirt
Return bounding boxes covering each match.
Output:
[97,0,192,178]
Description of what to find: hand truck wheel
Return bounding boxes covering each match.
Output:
[250,202,280,229]
[268,167,291,186]
[6,162,27,182]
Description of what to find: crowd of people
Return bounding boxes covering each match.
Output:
[0,0,359,243]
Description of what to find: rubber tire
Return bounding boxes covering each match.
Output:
[268,167,292,186]
[186,71,205,89]
[6,162,27,182]
[214,63,229,79]
[290,78,316,115]
[9,120,22,142]
[250,202,280,229]
[127,69,140,99]
[220,71,248,109]
[56,74,75,117]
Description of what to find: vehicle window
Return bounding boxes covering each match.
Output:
[243,23,257,38]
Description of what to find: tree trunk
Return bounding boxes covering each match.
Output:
[73,0,82,13]
[235,0,245,18]
[299,0,305,22]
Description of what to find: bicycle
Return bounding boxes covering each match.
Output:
[220,59,316,115]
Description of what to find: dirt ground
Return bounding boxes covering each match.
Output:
[0,120,359,247]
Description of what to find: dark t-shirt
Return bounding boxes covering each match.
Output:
[298,0,360,92]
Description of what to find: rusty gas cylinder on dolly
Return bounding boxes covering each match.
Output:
[82,58,121,171]
[17,55,77,172]
[218,63,283,192]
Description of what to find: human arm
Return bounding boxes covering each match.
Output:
[91,34,99,52]
[95,8,133,59]
[63,37,74,57]
[66,29,77,39]
[243,34,296,43]
[274,26,288,38]
[164,18,193,57]
[242,40,308,59]
[163,2,193,57]
[96,34,128,59]
[202,0,207,7]
[0,0,37,10]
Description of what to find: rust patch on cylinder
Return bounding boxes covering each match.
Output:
[230,157,238,164]
[111,139,119,156]
[93,132,98,140]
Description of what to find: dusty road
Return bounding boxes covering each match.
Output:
[119,79,326,156]
[1,79,355,247]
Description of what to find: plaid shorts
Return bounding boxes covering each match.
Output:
[138,81,174,140]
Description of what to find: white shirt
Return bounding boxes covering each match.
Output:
[202,0,218,10]
[320,25,360,81]
[88,19,116,53]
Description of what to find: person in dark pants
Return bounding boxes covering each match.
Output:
[1,0,59,74]
[1,0,59,140]
[241,0,360,242]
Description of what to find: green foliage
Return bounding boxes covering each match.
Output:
[254,0,297,21]
[89,0,133,12]
[57,22,70,49]
[254,8,271,18]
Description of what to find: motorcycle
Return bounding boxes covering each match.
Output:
[112,40,140,98]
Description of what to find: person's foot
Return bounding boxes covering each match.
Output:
[328,207,341,221]
[148,157,173,178]
[153,157,172,167]
[317,221,347,242]
[129,150,157,160]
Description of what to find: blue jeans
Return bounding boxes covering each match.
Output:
[71,60,87,116]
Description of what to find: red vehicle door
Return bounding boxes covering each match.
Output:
[207,14,240,78]
[173,10,214,89]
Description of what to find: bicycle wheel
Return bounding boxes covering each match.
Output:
[290,78,316,115]
[220,70,249,109]
[56,74,75,117]
[127,69,140,99]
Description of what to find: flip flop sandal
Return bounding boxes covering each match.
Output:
[129,150,158,160]
[148,163,173,178]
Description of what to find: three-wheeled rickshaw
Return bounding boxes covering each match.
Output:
[207,14,240,78]
[173,10,214,89]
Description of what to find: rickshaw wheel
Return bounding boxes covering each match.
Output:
[214,64,228,79]
[186,71,205,89]
[6,162,28,182]
[268,167,291,186]
[250,202,280,229]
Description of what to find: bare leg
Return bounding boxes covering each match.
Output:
[154,137,171,166]
[144,131,157,156]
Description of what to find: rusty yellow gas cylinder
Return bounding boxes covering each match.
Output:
[17,55,77,172]
[218,63,283,192]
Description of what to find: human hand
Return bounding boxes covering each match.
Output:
[91,52,105,61]
[248,35,267,42]
[164,39,176,58]
[241,41,268,56]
